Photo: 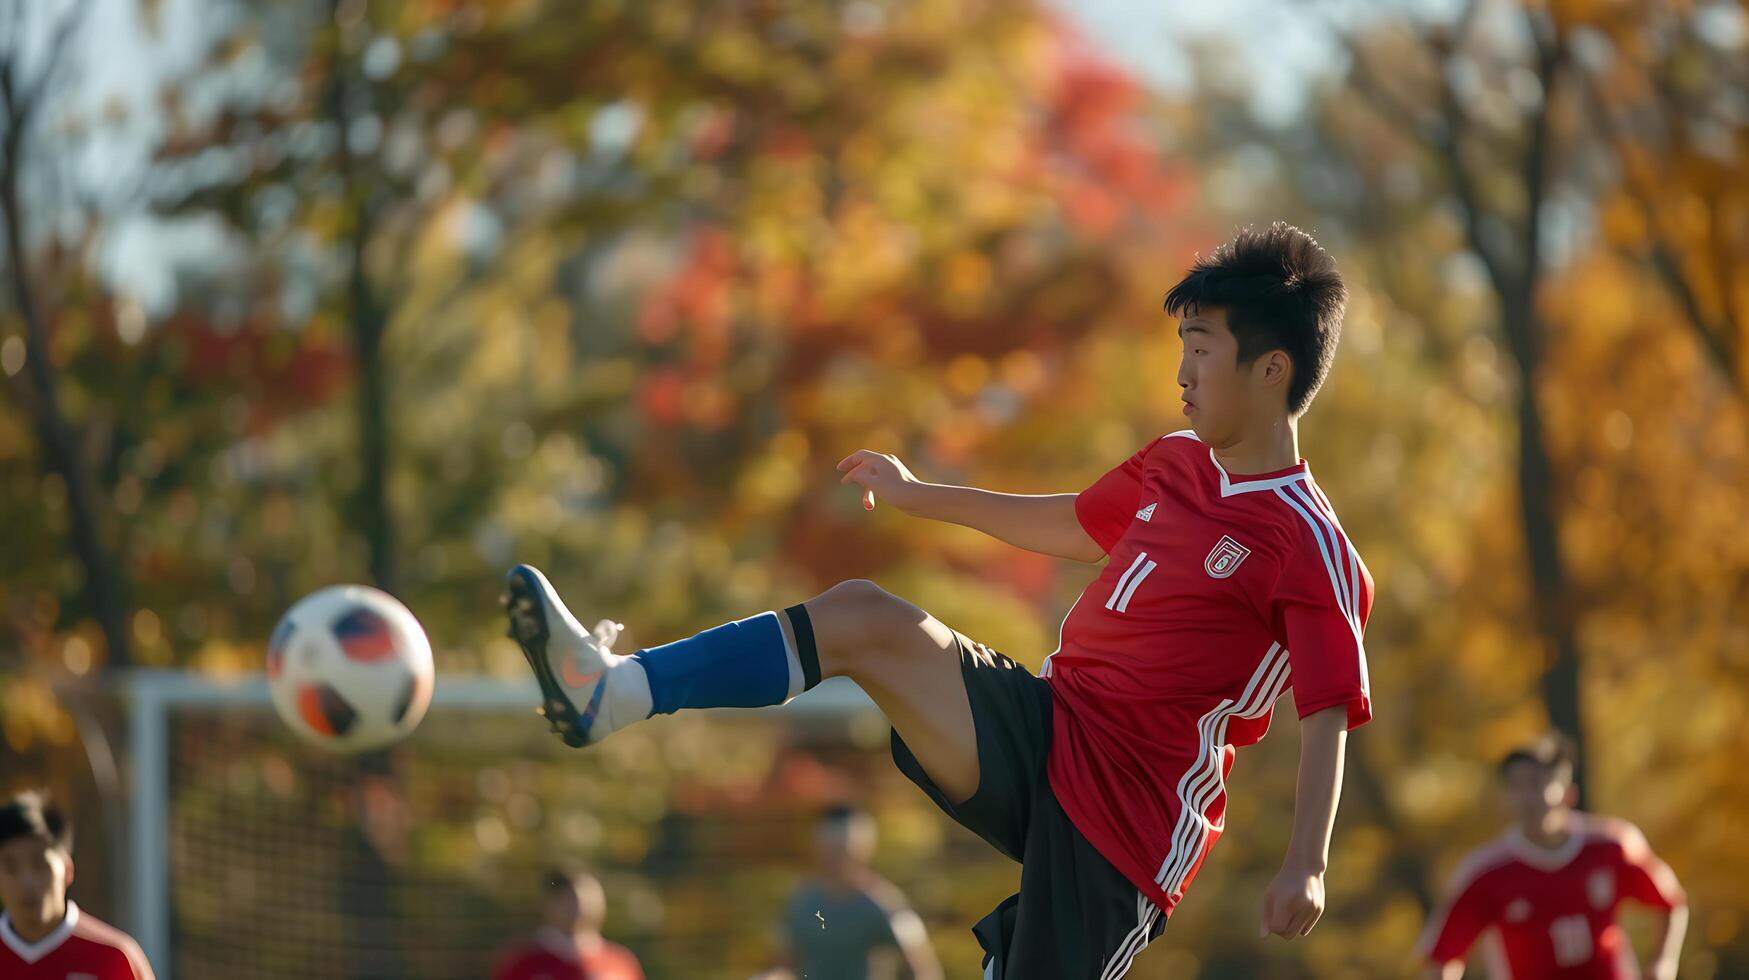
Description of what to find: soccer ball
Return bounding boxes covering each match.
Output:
[267,585,435,752]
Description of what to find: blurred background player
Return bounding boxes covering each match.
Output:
[768,804,941,980]
[0,790,154,979]
[1418,735,1687,979]
[491,865,645,980]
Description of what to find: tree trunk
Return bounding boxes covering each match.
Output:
[1501,298,1589,802]
[348,220,396,595]
[0,142,132,667]
[323,0,396,596]
[322,10,405,977]
[1345,740,1437,914]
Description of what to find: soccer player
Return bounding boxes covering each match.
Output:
[0,790,155,979]
[768,804,941,980]
[504,223,1371,978]
[491,865,645,980]
[1419,735,1687,980]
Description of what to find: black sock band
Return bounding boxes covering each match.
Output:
[784,603,822,691]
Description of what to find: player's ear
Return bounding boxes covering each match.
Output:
[1256,350,1292,389]
[1562,784,1579,808]
[62,852,75,890]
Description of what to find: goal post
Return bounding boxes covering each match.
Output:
[121,668,878,978]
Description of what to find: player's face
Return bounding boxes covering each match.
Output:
[543,884,584,931]
[1177,308,1278,447]
[1502,761,1571,824]
[814,816,875,869]
[543,876,606,932]
[0,836,70,924]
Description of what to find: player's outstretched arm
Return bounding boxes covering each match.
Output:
[836,450,1103,562]
[1259,704,1348,940]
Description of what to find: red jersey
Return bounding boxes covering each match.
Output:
[1419,816,1686,979]
[1045,430,1373,915]
[0,902,155,979]
[491,930,645,980]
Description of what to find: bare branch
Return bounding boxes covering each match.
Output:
[1574,65,1745,397]
[1341,39,1444,146]
[17,0,96,121]
[1322,0,1524,301]
[1508,0,1566,360]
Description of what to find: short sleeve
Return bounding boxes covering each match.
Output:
[862,880,914,949]
[1418,872,1494,965]
[1614,824,1686,910]
[1272,502,1373,728]
[1074,441,1156,555]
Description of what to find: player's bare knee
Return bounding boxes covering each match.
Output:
[814,579,901,627]
[808,579,922,668]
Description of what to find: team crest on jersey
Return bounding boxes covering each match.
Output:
[1204,535,1251,579]
[1136,502,1156,522]
[1505,898,1532,922]
[1588,870,1615,908]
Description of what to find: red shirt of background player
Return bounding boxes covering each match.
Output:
[0,901,156,980]
[492,928,645,980]
[1419,815,1685,979]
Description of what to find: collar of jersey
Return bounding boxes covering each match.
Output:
[0,899,78,964]
[1503,825,1588,870]
[1207,449,1310,497]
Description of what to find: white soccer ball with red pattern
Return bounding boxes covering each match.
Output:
[267,585,435,752]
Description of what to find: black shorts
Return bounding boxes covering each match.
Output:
[891,633,1165,979]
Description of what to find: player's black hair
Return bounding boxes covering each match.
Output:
[1163,222,1348,415]
[0,790,72,852]
[818,802,867,825]
[1498,733,1577,784]
[543,863,595,894]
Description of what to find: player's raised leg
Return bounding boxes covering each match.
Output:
[504,567,980,800]
[788,579,981,801]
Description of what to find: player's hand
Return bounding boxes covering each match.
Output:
[836,450,928,513]
[1258,863,1325,939]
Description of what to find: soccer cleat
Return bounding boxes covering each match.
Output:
[502,564,627,747]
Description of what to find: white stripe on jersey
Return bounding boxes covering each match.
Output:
[1284,482,1354,624]
[1112,559,1156,613]
[1307,481,1365,643]
[1105,552,1149,610]
[1154,649,1291,896]
[1159,652,1292,897]
[1273,483,1366,648]
[1154,644,1293,895]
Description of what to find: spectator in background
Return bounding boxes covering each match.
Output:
[493,865,644,980]
[0,790,155,979]
[769,804,941,980]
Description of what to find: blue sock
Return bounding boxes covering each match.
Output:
[632,610,817,716]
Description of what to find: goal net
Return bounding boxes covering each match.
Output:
[123,670,999,979]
